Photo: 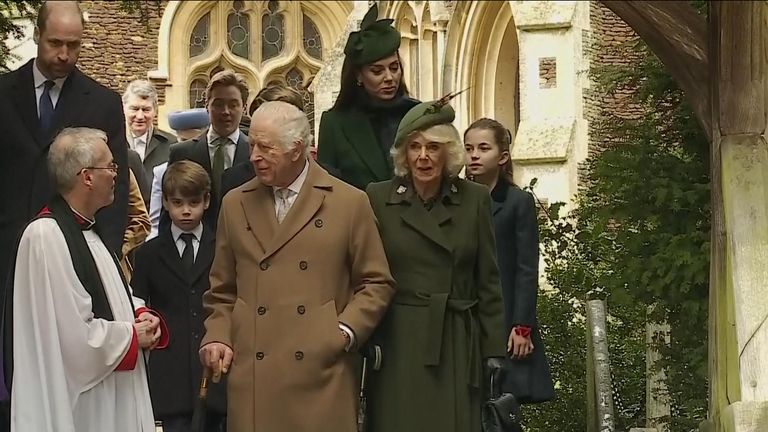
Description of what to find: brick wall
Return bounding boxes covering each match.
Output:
[583,1,645,173]
[78,1,167,101]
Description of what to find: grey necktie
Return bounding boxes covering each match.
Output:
[275,188,296,223]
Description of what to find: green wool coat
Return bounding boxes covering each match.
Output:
[317,105,404,191]
[365,177,507,432]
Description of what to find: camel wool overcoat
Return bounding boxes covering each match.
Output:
[201,160,396,432]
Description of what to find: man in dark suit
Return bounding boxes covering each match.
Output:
[122,79,177,202]
[168,69,250,229]
[0,1,129,295]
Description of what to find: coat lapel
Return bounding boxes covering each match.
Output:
[192,135,213,172]
[12,61,43,148]
[51,68,88,140]
[387,179,453,253]
[157,230,188,283]
[263,161,328,260]
[233,132,250,165]
[240,179,278,255]
[339,109,390,181]
[191,225,215,283]
[143,128,161,161]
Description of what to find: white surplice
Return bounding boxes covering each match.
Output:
[11,218,155,432]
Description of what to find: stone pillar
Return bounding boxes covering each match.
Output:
[713,1,768,431]
[586,299,615,432]
[646,316,670,432]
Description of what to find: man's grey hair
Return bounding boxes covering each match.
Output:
[48,128,108,193]
[122,79,158,107]
[253,101,312,157]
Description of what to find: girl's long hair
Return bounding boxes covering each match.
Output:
[464,117,514,184]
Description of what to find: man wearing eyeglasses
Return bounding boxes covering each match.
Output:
[4,127,167,432]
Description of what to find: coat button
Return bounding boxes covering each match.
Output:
[295,351,304,360]
[297,305,306,315]
[192,312,198,318]
[256,352,264,360]
[257,306,267,315]
[299,261,308,270]
[314,219,323,228]
[260,261,269,271]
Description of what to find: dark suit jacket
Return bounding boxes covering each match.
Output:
[167,131,250,229]
[220,161,255,202]
[491,180,554,403]
[0,59,129,289]
[127,149,150,202]
[131,224,226,418]
[140,128,176,191]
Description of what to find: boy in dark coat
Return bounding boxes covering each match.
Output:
[132,160,226,432]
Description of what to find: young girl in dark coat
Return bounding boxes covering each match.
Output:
[464,118,556,405]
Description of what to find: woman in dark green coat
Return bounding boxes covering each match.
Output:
[365,99,507,432]
[317,4,419,190]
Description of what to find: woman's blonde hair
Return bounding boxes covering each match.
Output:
[391,124,467,178]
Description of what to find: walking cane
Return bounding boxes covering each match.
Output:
[357,344,382,432]
[191,359,222,432]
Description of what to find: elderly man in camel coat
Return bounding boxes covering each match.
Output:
[200,101,396,432]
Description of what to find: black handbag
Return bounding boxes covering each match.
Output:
[482,367,523,432]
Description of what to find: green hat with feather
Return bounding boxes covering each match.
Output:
[344,4,401,66]
[393,90,468,148]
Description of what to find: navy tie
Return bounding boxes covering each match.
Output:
[39,80,55,133]
[180,233,196,271]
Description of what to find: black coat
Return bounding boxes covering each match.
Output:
[127,149,150,202]
[0,60,129,289]
[220,161,255,201]
[167,131,250,229]
[131,224,226,418]
[491,180,555,404]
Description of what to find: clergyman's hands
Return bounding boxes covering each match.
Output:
[133,320,157,349]
[199,342,233,382]
[136,312,162,349]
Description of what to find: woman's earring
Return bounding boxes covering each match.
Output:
[356,81,363,86]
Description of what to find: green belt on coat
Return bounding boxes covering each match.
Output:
[394,291,481,388]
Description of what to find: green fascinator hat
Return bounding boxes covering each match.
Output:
[393,90,469,148]
[344,4,401,66]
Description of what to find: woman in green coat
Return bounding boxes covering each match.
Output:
[365,99,507,432]
[317,4,419,190]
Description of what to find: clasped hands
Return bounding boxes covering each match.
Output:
[134,312,162,350]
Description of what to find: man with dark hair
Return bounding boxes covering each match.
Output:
[0,0,130,352]
[167,69,251,229]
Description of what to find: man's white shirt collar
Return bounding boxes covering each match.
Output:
[207,127,240,147]
[273,158,309,197]
[32,59,67,91]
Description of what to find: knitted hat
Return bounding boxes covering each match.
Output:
[167,108,210,131]
[344,4,401,66]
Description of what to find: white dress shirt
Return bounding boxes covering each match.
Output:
[171,222,203,260]
[32,59,66,117]
[130,131,150,161]
[207,127,240,170]
[147,162,167,240]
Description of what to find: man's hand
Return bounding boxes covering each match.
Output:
[136,312,161,349]
[507,330,534,359]
[199,342,234,379]
[134,320,156,349]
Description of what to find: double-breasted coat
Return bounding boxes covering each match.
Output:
[131,224,227,420]
[365,177,507,432]
[201,159,396,432]
[491,180,555,403]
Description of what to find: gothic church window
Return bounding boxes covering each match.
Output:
[185,1,325,119]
